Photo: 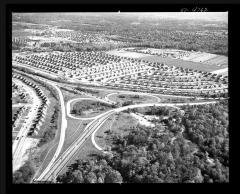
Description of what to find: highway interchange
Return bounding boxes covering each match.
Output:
[25,75,218,182]
[12,69,221,183]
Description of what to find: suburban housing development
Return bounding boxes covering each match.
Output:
[12,12,229,183]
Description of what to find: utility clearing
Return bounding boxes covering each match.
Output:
[130,113,155,127]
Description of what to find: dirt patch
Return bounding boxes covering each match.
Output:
[106,49,152,58]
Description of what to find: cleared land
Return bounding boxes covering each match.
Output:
[211,68,228,76]
[95,112,139,149]
[141,55,227,72]
[106,49,151,58]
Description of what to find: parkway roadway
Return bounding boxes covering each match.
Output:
[34,99,217,182]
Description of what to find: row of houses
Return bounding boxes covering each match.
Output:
[12,74,50,136]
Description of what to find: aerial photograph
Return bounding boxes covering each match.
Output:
[12,12,228,183]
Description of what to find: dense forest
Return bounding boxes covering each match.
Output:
[57,100,229,183]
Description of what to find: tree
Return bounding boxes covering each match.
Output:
[13,171,25,183]
[13,162,35,183]
[104,170,123,183]
[85,172,97,183]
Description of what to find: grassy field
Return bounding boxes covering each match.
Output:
[59,119,92,156]
[12,29,33,37]
[141,55,227,72]
[71,100,113,118]
[94,115,115,149]
[108,93,158,105]
[61,88,90,103]
[33,142,58,178]
[33,118,91,179]
[95,112,139,149]
[106,49,151,58]
[61,86,116,101]
[95,90,113,98]
[108,112,138,135]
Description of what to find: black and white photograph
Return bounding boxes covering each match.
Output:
[11,12,229,184]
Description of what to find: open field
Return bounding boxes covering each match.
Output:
[202,55,227,66]
[108,93,159,105]
[123,47,228,69]
[211,68,228,76]
[95,112,139,149]
[12,30,34,37]
[94,115,116,149]
[61,89,91,103]
[35,142,58,178]
[59,119,92,155]
[106,49,151,58]
[141,55,227,72]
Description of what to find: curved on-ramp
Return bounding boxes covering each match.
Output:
[104,92,161,104]
[35,91,218,182]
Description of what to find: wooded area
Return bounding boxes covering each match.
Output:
[57,100,229,183]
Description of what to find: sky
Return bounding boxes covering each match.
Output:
[15,12,228,23]
[123,12,228,22]
[66,12,228,22]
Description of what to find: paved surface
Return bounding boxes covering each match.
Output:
[12,79,41,172]
[36,83,67,180]
[12,103,32,108]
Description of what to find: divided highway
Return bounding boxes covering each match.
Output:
[35,83,67,180]
[21,73,221,182]
[35,99,218,182]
